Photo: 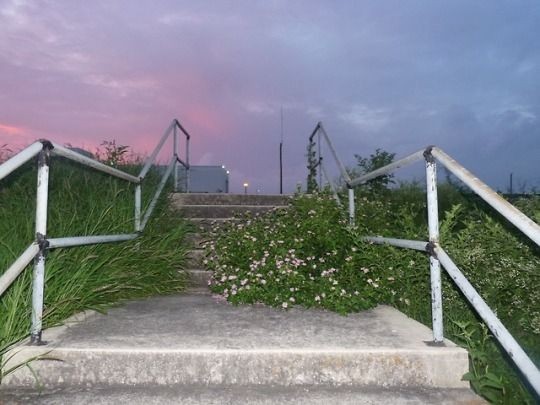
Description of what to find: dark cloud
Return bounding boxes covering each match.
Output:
[0,0,538,192]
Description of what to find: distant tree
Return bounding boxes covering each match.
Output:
[352,148,396,191]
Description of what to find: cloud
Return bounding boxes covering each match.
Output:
[157,12,205,26]
[243,101,276,116]
[0,123,24,136]
[0,1,539,192]
[339,105,390,132]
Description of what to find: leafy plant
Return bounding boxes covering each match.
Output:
[352,148,396,191]
[96,140,130,167]
[454,321,505,403]
[206,194,381,314]
[206,187,540,404]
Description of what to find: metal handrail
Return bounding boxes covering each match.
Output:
[139,119,191,192]
[0,118,192,344]
[344,145,540,396]
[307,122,355,223]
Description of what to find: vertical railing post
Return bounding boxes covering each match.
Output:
[135,184,142,232]
[424,147,444,344]
[173,122,178,192]
[185,135,190,193]
[30,141,52,345]
[348,186,355,226]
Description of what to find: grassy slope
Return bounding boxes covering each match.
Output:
[1,160,190,379]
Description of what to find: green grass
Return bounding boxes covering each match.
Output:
[205,187,540,404]
[1,159,190,381]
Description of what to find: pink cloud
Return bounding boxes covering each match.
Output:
[0,122,36,149]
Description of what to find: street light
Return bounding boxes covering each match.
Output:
[243,182,249,195]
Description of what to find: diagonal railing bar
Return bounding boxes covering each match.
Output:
[0,243,40,297]
[0,141,43,181]
[326,143,540,397]
[0,118,193,344]
[174,118,191,140]
[307,122,354,223]
[139,119,191,192]
[349,149,426,187]
[431,147,540,246]
[140,156,177,231]
[52,143,140,183]
[319,161,342,206]
[139,120,176,180]
[177,157,189,168]
[434,246,540,394]
[317,123,352,186]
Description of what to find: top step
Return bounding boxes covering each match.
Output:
[171,193,293,206]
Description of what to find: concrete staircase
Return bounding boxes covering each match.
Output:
[0,193,485,404]
[171,193,291,291]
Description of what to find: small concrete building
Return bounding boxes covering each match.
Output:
[177,165,229,193]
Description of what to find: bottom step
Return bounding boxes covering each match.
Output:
[4,294,470,390]
[0,385,486,404]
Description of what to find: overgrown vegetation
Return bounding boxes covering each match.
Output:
[0,144,189,381]
[206,196,378,313]
[206,186,539,404]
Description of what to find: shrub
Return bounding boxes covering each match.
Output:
[206,189,540,404]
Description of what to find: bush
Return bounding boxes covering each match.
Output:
[207,194,381,314]
[206,188,540,404]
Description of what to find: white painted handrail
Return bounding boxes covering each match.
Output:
[307,122,354,224]
[342,144,540,396]
[0,118,192,344]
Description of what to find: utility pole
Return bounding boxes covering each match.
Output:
[509,173,513,195]
[279,106,284,194]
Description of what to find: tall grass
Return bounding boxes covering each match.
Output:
[0,158,190,380]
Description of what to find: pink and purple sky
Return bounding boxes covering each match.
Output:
[1,1,539,193]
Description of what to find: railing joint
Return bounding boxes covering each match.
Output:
[423,145,435,163]
[36,232,50,252]
[39,139,54,151]
[425,242,438,259]
[37,143,53,167]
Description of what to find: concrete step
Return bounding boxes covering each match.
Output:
[175,204,284,219]
[0,385,486,404]
[4,294,472,391]
[186,249,205,268]
[188,218,240,232]
[171,193,292,207]
[181,269,212,287]
[185,233,209,249]
[185,287,212,295]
